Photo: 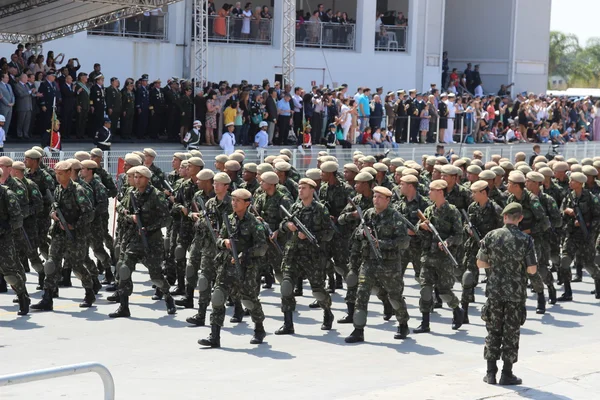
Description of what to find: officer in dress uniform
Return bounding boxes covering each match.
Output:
[135,75,150,139]
[90,74,106,134]
[105,77,122,137]
[148,79,166,139]
[94,117,112,152]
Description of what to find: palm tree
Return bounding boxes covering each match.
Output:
[548,31,580,79]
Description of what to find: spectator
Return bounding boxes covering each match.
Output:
[276,93,292,145]
[254,121,268,148]
[0,73,15,134]
[215,4,231,37]
[265,88,277,145]
[369,94,383,129]
[220,122,236,154]
[205,90,218,145]
[358,87,371,132]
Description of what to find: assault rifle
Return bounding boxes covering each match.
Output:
[417,210,459,267]
[461,209,481,242]
[46,189,74,241]
[347,197,382,261]
[280,205,320,248]
[129,191,149,251]
[192,196,218,246]
[222,212,242,274]
[572,194,589,240]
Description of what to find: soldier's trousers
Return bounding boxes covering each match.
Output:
[281,248,331,313]
[100,213,115,263]
[0,234,27,296]
[175,224,194,278]
[401,243,423,282]
[76,109,88,137]
[264,236,285,281]
[22,217,43,274]
[561,234,600,283]
[210,262,265,327]
[36,212,51,255]
[197,252,219,309]
[354,259,409,328]
[419,256,460,313]
[482,299,525,363]
[45,231,93,291]
[89,216,111,274]
[118,246,171,297]
[165,221,180,281]
[532,233,553,286]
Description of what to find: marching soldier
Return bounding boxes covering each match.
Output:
[143,148,165,191]
[240,163,260,195]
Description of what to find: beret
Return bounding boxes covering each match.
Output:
[353,150,364,156]
[422,154,429,160]
[32,146,45,155]
[582,157,593,167]
[215,154,229,163]
[125,154,143,166]
[261,171,279,185]
[594,156,600,162]
[305,168,322,181]
[373,186,393,197]
[67,159,82,170]
[299,178,317,188]
[583,165,598,176]
[188,157,205,167]
[24,149,42,159]
[231,188,252,200]
[322,155,337,162]
[515,152,527,161]
[189,150,203,158]
[433,165,444,173]
[136,166,152,179]
[12,161,25,170]
[395,166,406,175]
[471,159,484,167]
[279,149,293,158]
[473,150,483,157]
[381,158,391,166]
[436,156,449,165]
[132,151,145,160]
[533,155,548,164]
[126,166,138,175]
[517,165,532,174]
[479,170,497,180]
[344,163,359,173]
[90,148,103,157]
[508,171,525,183]
[244,163,258,173]
[526,171,544,183]
[430,179,448,190]
[484,161,497,170]
[441,165,460,175]
[514,161,528,168]
[552,162,569,172]
[534,162,548,170]
[362,155,377,164]
[426,156,437,166]
[491,154,502,162]
[453,159,466,168]
[181,160,189,168]
[362,167,377,177]
[538,167,554,177]
[196,169,215,180]
[450,154,459,162]
[278,154,291,162]
[502,203,523,216]
[143,148,157,158]
[234,149,246,155]
[225,160,241,171]
[353,154,363,162]
[373,162,388,172]
[400,175,418,184]
[570,172,587,183]
[570,165,582,173]
[229,152,245,163]
[402,168,419,177]
[0,156,13,166]
[257,163,275,174]
[81,160,98,169]
[173,152,188,161]
[593,161,600,169]
[264,155,277,163]
[214,172,232,184]
[411,163,422,171]
[466,165,482,175]
[320,161,339,173]
[470,181,488,191]
[354,172,374,182]
[554,155,565,161]
[74,151,91,161]
[319,151,329,157]
[566,158,579,165]
[275,161,291,172]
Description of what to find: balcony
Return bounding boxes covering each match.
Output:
[88,13,168,41]
[375,25,407,52]
[207,15,273,45]
[296,21,355,50]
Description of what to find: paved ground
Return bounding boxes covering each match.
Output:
[1,264,599,399]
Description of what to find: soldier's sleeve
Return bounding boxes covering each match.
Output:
[530,197,551,234]
[278,202,295,233]
[7,190,23,231]
[144,192,169,232]
[45,172,56,191]
[338,200,357,226]
[446,207,464,247]
[546,196,562,229]
[249,218,268,258]
[525,234,538,267]
[317,205,334,243]
[171,181,187,214]
[589,195,600,234]
[74,187,94,228]
[416,206,433,239]
[29,181,44,215]
[216,215,230,249]
[102,171,118,198]
[95,183,109,213]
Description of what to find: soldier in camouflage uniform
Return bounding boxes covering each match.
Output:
[278,149,301,182]
[275,162,299,200]
[373,163,395,191]
[559,172,600,301]
[198,188,269,348]
[0,167,30,315]
[345,186,411,343]
[480,169,506,212]
[240,163,260,195]
[414,179,465,334]
[275,178,335,335]
[478,202,541,386]
[185,172,231,326]
[539,167,564,270]
[225,160,244,191]
[143,148,165,191]
[31,161,96,311]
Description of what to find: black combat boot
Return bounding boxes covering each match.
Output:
[275,311,294,335]
[337,303,354,324]
[595,280,600,300]
[31,290,53,311]
[79,288,96,308]
[321,309,334,330]
[186,304,207,326]
[557,281,573,302]
[483,360,498,384]
[170,273,186,296]
[109,293,131,318]
[105,282,118,292]
[451,306,464,330]
[17,293,31,316]
[175,285,195,308]
[164,294,177,315]
[461,302,470,324]
[60,269,72,287]
[92,276,102,295]
[413,313,430,334]
[499,361,522,385]
[433,287,442,309]
[101,268,114,285]
[250,322,266,344]
[382,298,393,321]
[198,324,221,348]
[536,292,546,314]
[394,323,409,339]
[106,292,120,302]
[327,273,335,293]
[335,273,343,289]
[0,275,8,293]
[344,328,364,343]
[230,301,244,323]
[36,272,45,290]
[52,287,59,298]
[262,272,274,289]
[294,278,303,296]
[572,265,583,282]
[548,284,557,304]
[308,300,321,309]
[152,288,163,300]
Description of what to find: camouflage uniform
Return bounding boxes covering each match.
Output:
[95,166,118,263]
[478,224,538,364]
[353,206,410,329]
[3,176,31,279]
[26,167,55,256]
[210,210,268,327]
[489,186,506,208]
[172,178,199,288]
[240,178,259,195]
[0,185,27,296]
[536,190,562,286]
[393,193,431,279]
[544,179,566,264]
[19,177,44,273]
[289,166,301,183]
[87,177,111,275]
[282,177,299,200]
[445,183,472,278]
[165,176,186,283]
[149,163,166,191]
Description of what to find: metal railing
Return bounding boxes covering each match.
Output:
[88,14,168,40]
[0,362,115,400]
[207,15,273,45]
[375,25,407,52]
[296,21,355,50]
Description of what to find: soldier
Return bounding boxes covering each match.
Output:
[343,163,359,187]
[106,77,122,136]
[240,163,259,194]
[148,79,166,139]
[164,79,181,142]
[461,180,503,323]
[224,160,243,191]
[413,179,464,334]
[480,170,506,209]
[120,80,135,139]
[463,165,481,190]
[31,161,96,311]
[109,166,176,318]
[135,75,150,138]
[275,178,335,335]
[373,162,395,191]
[345,186,410,343]
[278,149,301,182]
[478,203,540,386]
[559,172,600,301]
[0,167,29,315]
[142,148,165,191]
[75,72,90,138]
[90,74,106,134]
[198,188,269,348]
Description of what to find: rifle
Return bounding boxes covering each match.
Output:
[222,212,242,274]
[250,203,282,254]
[572,194,589,240]
[460,209,481,242]
[129,191,149,251]
[191,197,218,246]
[347,197,382,261]
[391,187,418,232]
[417,210,459,267]
[163,179,174,194]
[46,188,74,241]
[279,204,320,248]
[314,191,341,235]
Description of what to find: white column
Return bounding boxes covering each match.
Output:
[355,0,376,54]
[273,0,285,50]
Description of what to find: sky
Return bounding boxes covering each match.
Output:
[550,0,600,46]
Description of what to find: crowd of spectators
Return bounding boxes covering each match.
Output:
[208,2,273,42]
[295,4,355,47]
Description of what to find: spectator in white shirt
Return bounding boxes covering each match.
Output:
[220,122,236,154]
[254,121,269,148]
[474,84,483,97]
[505,123,518,143]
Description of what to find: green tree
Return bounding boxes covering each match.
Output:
[548,31,580,79]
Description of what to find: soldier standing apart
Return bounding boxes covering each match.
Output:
[106,77,122,136]
[478,203,540,386]
[135,75,150,139]
[90,74,106,134]
[75,73,90,139]
[275,178,335,335]
[120,80,135,139]
[198,189,268,348]
[345,186,410,343]
[413,179,464,334]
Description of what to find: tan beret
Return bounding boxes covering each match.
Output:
[490,166,505,176]
[436,156,449,165]
[143,148,157,158]
[135,166,152,178]
[373,162,388,172]
[554,155,564,161]
[514,161,528,169]
[244,163,257,173]
[381,158,391,166]
[264,155,277,164]
[491,154,502,162]
[344,163,359,173]
[234,149,246,155]
[471,159,484,168]
[433,165,443,173]
[426,156,437,166]
[12,161,25,171]
[515,152,527,161]
[429,179,448,190]
[0,156,13,166]
[517,165,532,174]
[401,174,418,184]
[362,167,377,177]
[173,152,188,161]
[583,165,598,176]
[196,169,215,180]
[214,172,232,184]
[453,159,466,168]
[229,152,245,163]
[566,158,579,165]
[24,149,42,159]
[538,167,554,178]
[90,148,103,158]
[570,172,587,183]
[450,154,459,162]
[552,162,569,172]
[473,150,483,157]
[67,159,82,170]
[441,165,460,175]
[479,170,496,180]
[73,151,90,161]
[275,161,291,172]
[500,161,514,170]
[190,150,203,158]
[279,149,293,158]
[354,171,374,182]
[534,162,548,170]
[81,160,98,169]
[32,146,44,155]
[188,157,205,168]
[278,154,291,162]
[353,154,363,162]
[395,166,406,175]
[124,153,143,166]
[126,166,138,175]
[593,161,600,169]
[470,180,488,192]
[257,163,275,174]
[534,155,548,164]
[373,186,393,197]
[225,160,241,172]
[323,155,338,162]
[484,161,497,170]
[385,158,403,167]
[231,188,252,200]
[582,158,593,166]
[319,151,329,157]
[261,171,279,185]
[181,160,189,168]
[215,154,229,163]
[571,165,582,173]
[466,165,482,175]
[508,171,525,183]
[526,171,544,183]
[362,155,377,164]
[305,168,322,181]
[402,168,419,177]
[320,161,339,173]
[299,178,317,188]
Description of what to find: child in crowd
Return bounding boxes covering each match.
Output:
[576,125,590,142]
[360,126,373,145]
[371,127,384,148]
[302,125,312,149]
